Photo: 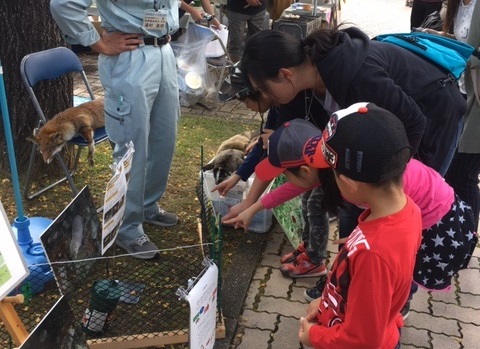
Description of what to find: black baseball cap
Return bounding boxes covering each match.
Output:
[321,102,411,183]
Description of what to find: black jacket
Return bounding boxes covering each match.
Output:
[316,27,466,171]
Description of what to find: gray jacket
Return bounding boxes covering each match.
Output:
[458,0,480,153]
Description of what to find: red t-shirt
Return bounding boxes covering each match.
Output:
[310,196,422,349]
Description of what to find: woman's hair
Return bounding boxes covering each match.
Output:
[286,167,342,216]
[442,0,461,34]
[240,28,341,94]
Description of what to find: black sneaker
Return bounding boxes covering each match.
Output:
[400,301,410,320]
[304,274,328,302]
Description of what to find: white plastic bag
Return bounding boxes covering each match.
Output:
[171,24,216,106]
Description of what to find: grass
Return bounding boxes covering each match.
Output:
[0,114,260,347]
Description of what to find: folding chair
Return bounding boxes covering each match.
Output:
[20,47,109,200]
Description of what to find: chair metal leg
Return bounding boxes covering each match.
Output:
[23,144,40,199]
[24,145,80,200]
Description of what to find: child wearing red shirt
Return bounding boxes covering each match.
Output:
[294,103,422,348]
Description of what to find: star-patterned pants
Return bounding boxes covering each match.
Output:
[414,195,478,291]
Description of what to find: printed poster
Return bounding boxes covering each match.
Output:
[186,263,218,349]
[0,201,29,300]
[101,142,134,254]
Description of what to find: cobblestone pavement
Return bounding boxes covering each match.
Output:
[77,1,480,348]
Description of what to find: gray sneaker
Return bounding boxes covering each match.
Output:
[144,207,179,227]
[116,235,159,260]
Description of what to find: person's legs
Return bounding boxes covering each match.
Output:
[246,10,267,39]
[281,187,328,278]
[143,44,180,225]
[226,10,248,62]
[99,45,177,258]
[445,152,480,231]
[305,187,329,265]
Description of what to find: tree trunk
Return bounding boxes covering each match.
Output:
[0,0,75,180]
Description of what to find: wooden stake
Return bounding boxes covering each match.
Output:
[0,294,28,346]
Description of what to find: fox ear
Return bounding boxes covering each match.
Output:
[51,132,64,145]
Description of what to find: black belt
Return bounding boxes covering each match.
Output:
[143,36,170,47]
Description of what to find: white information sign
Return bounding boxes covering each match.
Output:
[101,143,134,254]
[0,202,29,300]
[186,263,218,349]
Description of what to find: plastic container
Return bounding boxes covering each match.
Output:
[201,171,273,233]
[82,280,121,335]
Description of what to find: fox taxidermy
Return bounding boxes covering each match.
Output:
[31,99,105,166]
[203,130,259,184]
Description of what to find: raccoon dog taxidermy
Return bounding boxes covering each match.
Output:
[31,99,105,166]
[203,130,259,184]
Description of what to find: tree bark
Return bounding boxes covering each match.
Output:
[0,0,75,179]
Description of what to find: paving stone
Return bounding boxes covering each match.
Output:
[260,253,282,268]
[235,328,271,349]
[430,288,458,305]
[271,316,303,349]
[460,322,480,349]
[407,312,460,337]
[430,333,462,349]
[292,277,318,289]
[252,266,270,281]
[472,247,480,259]
[401,327,431,348]
[256,296,305,319]
[243,279,262,310]
[263,270,292,298]
[457,268,480,294]
[400,345,426,349]
[290,285,311,304]
[263,234,284,255]
[410,287,431,314]
[468,256,480,270]
[457,292,480,309]
[433,303,480,325]
[239,309,277,330]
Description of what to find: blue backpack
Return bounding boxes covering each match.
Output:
[375,32,480,80]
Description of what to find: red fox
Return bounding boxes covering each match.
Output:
[31,99,105,166]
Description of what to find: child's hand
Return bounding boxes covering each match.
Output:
[298,317,313,346]
[223,206,256,230]
[211,174,241,196]
[222,200,249,222]
[333,237,348,245]
[305,297,321,321]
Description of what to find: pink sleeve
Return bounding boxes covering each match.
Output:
[260,182,319,209]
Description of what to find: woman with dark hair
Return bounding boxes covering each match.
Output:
[424,0,480,230]
[240,26,466,176]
